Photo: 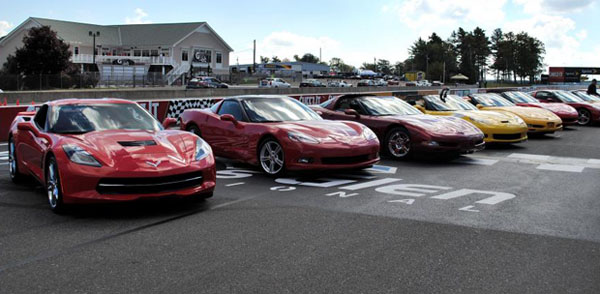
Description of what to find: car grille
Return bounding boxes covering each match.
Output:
[493,133,524,140]
[322,154,370,165]
[97,171,204,195]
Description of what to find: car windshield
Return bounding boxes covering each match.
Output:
[473,94,515,107]
[242,97,323,122]
[426,95,478,111]
[359,96,422,116]
[503,92,539,103]
[573,92,600,102]
[554,91,583,102]
[423,96,457,111]
[49,103,162,134]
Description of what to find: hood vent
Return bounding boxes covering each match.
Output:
[118,140,157,147]
[501,120,509,123]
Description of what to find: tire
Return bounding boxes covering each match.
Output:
[46,156,67,214]
[577,108,592,126]
[8,137,25,183]
[385,127,412,159]
[258,139,285,176]
[187,125,201,137]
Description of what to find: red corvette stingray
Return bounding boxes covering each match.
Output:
[530,90,600,125]
[499,91,579,125]
[311,95,485,159]
[8,99,216,213]
[179,95,380,175]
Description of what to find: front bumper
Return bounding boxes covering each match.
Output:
[57,156,216,203]
[526,120,563,133]
[414,135,485,154]
[283,140,380,171]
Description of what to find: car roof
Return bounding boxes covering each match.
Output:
[224,95,293,101]
[45,98,138,106]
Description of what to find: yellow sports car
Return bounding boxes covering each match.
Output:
[467,93,563,134]
[415,94,528,143]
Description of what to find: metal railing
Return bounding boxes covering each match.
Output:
[71,54,174,65]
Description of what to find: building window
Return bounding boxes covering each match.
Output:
[182,49,189,61]
[142,50,150,57]
[193,49,211,63]
[216,52,222,64]
[151,50,159,57]
[134,50,141,57]
[74,47,79,55]
[161,49,170,57]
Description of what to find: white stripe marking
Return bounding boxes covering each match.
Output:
[536,164,584,173]
[0,163,7,166]
[340,178,402,191]
[0,157,8,161]
[0,151,8,156]
[455,157,498,166]
[226,182,245,187]
[0,143,7,147]
[587,159,600,165]
[508,153,550,161]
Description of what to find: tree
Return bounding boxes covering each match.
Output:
[360,62,377,71]
[271,56,281,63]
[408,33,458,82]
[3,26,71,76]
[329,57,353,73]
[393,62,405,77]
[377,59,392,75]
[293,53,320,64]
[260,56,270,63]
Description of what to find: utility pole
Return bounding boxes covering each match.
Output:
[252,39,256,74]
[374,57,377,72]
[319,47,322,63]
[89,31,100,67]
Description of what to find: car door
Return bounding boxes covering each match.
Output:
[18,104,50,180]
[211,100,249,158]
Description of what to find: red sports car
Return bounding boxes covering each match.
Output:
[8,99,216,213]
[179,95,380,175]
[311,95,485,159]
[500,91,579,125]
[530,90,600,125]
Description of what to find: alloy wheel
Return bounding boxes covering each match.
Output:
[388,131,411,158]
[259,141,284,175]
[47,161,60,209]
[577,109,591,125]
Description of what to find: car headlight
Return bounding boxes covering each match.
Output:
[513,117,526,125]
[288,132,320,144]
[469,117,493,125]
[362,127,378,141]
[63,145,101,167]
[195,138,212,161]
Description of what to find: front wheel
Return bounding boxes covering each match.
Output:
[8,137,25,183]
[46,157,67,214]
[385,127,412,159]
[577,108,592,125]
[258,139,285,176]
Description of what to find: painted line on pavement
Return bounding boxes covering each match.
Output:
[226,182,245,187]
[536,164,584,173]
[455,157,499,166]
[508,153,551,161]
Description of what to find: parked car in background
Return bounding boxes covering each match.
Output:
[357,80,375,87]
[180,96,380,175]
[500,91,579,126]
[8,99,216,212]
[571,90,600,104]
[432,81,444,86]
[327,80,353,87]
[416,80,432,87]
[387,79,400,86]
[258,78,291,88]
[187,77,229,89]
[530,90,600,126]
[374,79,387,87]
[300,79,326,87]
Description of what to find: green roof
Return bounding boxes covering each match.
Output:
[27,17,230,49]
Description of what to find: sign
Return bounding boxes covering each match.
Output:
[193,49,211,63]
[548,67,600,83]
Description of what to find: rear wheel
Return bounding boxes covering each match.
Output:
[385,127,412,159]
[46,156,67,214]
[258,139,285,176]
[577,108,592,125]
[8,137,25,183]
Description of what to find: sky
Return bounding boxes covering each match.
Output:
[0,0,598,72]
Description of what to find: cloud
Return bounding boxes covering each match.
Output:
[382,0,508,37]
[513,0,594,14]
[0,20,13,37]
[125,8,151,24]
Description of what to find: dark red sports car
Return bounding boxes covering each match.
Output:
[530,90,600,125]
[500,91,579,125]
[311,95,485,159]
[179,95,380,175]
[8,99,216,213]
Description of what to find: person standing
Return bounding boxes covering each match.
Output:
[588,79,598,96]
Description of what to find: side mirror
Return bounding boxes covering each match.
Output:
[476,104,484,109]
[162,117,178,129]
[17,121,39,135]
[344,109,360,118]
[220,114,238,124]
[414,105,425,113]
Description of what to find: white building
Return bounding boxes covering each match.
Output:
[0,17,233,85]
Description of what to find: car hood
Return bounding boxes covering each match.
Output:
[277,120,367,143]
[61,130,197,170]
[488,106,561,121]
[534,103,578,114]
[389,114,482,136]
[452,110,525,126]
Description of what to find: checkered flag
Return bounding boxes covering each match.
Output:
[166,98,218,118]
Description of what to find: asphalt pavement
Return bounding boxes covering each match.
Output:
[0,126,599,293]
